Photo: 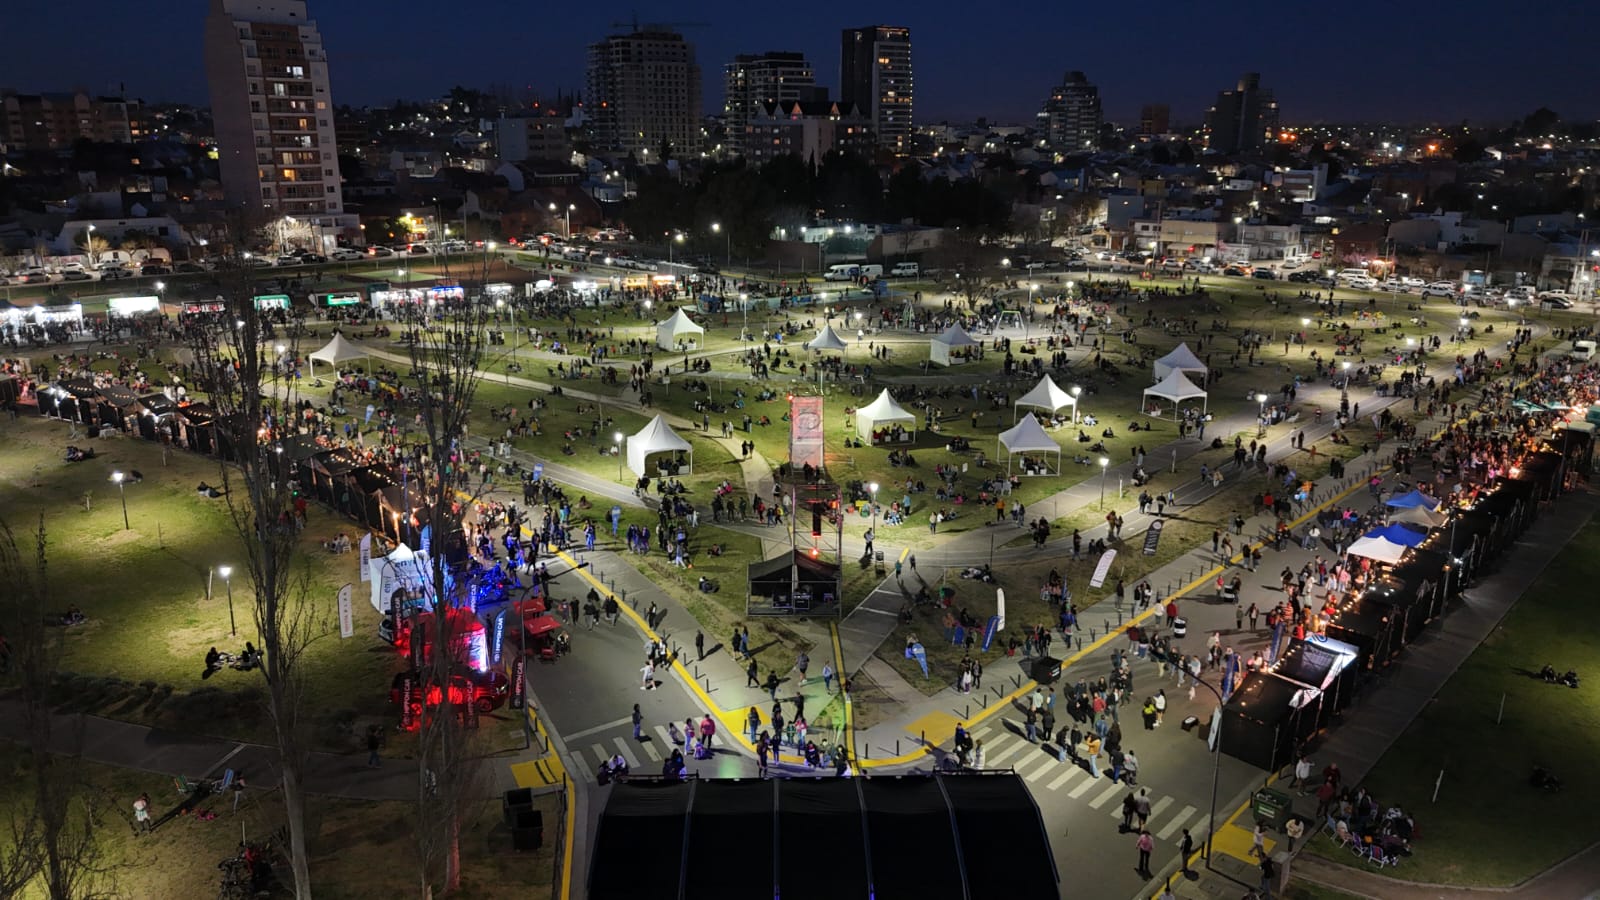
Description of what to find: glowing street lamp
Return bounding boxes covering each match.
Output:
[1098,457,1110,508]
[1071,385,1082,423]
[1255,392,1269,437]
[111,470,129,529]
[868,482,880,535]
[217,564,237,636]
[711,222,730,268]
[615,431,625,480]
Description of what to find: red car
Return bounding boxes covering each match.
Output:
[390,667,510,714]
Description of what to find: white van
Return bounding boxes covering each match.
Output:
[890,262,919,277]
[824,264,861,281]
[1570,340,1596,362]
[1335,268,1371,283]
[1506,286,1536,303]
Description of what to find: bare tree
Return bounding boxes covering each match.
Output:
[0,517,113,900]
[186,239,329,899]
[404,273,493,896]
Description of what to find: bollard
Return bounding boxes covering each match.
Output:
[1089,628,1097,640]
[1076,636,1082,650]
[966,704,971,719]
[921,730,927,747]
[1103,618,1110,633]
[1012,674,1021,689]
[705,676,711,692]
[980,695,988,709]
[1116,609,1123,625]
[896,740,901,756]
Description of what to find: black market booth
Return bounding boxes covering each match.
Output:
[746,550,840,615]
[306,448,372,511]
[1321,596,1400,672]
[1218,669,1325,774]
[1270,635,1361,724]
[588,774,1058,900]
[1366,550,1450,643]
[134,393,181,442]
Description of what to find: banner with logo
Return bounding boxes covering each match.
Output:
[337,583,354,639]
[995,588,1006,631]
[358,533,373,582]
[1142,519,1164,556]
[982,615,1001,652]
[509,658,527,709]
[1089,549,1118,588]
[789,395,825,472]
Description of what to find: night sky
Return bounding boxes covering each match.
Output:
[1,1,1592,126]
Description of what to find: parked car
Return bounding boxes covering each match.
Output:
[331,248,364,261]
[1252,268,1278,280]
[366,245,395,258]
[140,263,172,276]
[1063,259,1088,271]
[274,255,301,267]
[100,267,133,280]
[297,253,328,264]
[1540,293,1574,309]
[1286,270,1320,284]
[1221,266,1249,277]
[1419,282,1458,298]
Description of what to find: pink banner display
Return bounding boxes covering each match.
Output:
[790,396,825,472]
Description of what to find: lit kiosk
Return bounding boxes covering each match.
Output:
[747,393,841,618]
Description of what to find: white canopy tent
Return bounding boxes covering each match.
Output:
[1153,342,1208,383]
[1346,535,1408,565]
[1142,369,1209,417]
[655,309,705,351]
[308,333,370,375]
[626,414,693,478]
[1014,374,1078,422]
[855,389,916,443]
[368,542,436,614]
[930,323,979,367]
[1389,504,1448,528]
[998,414,1062,475]
[806,323,849,352]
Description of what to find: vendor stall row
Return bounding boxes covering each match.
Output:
[1218,447,1574,772]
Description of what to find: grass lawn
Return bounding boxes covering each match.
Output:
[1304,518,1600,887]
[0,416,404,753]
[0,745,556,900]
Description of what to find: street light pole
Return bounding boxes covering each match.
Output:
[868,482,880,537]
[1098,457,1109,508]
[1192,677,1226,872]
[1256,393,1269,438]
[615,431,625,481]
[218,565,237,636]
[1071,385,1082,424]
[111,470,129,529]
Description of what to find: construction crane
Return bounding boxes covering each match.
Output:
[609,15,708,33]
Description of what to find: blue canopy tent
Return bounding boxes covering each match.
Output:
[1364,522,1429,547]
[1385,489,1440,510]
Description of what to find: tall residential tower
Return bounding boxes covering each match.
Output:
[723,52,815,158]
[1039,71,1103,152]
[1204,72,1279,154]
[203,0,344,219]
[586,28,702,159]
[839,25,913,156]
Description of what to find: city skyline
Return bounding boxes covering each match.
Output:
[0,1,1594,126]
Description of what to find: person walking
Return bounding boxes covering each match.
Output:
[765,670,781,700]
[1179,828,1195,876]
[796,651,810,682]
[366,726,382,768]
[1120,792,1138,832]
[695,629,705,661]
[1135,789,1152,830]
[756,732,770,775]
[1136,829,1154,877]
[746,657,760,688]
[631,704,643,740]
[640,662,655,690]
[1153,690,1166,727]
[133,793,152,834]
[1258,854,1277,898]
[1122,748,1140,786]
[699,714,717,751]
[747,706,761,742]
[1085,733,1103,778]
[1251,822,1268,859]
[1247,602,1260,631]
[822,661,835,692]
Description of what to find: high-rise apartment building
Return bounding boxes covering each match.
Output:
[723,52,814,158]
[839,26,913,156]
[1039,71,1102,152]
[1138,104,1170,137]
[1204,73,1279,154]
[586,29,702,159]
[203,0,344,218]
[0,90,146,151]
[744,100,873,168]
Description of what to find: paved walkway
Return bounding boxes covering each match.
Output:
[1292,840,1600,900]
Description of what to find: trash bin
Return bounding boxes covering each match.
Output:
[1252,787,1293,832]
[1031,656,1062,684]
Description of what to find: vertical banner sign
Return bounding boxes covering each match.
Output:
[492,609,507,665]
[400,671,416,732]
[532,463,543,482]
[982,615,1001,652]
[1141,519,1164,556]
[358,533,373,582]
[337,583,354,639]
[789,395,825,472]
[995,588,1007,631]
[1089,549,1118,588]
[509,658,526,709]
[909,642,929,678]
[420,524,432,555]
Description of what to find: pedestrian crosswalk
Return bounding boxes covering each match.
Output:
[966,720,1206,842]
[568,725,733,784]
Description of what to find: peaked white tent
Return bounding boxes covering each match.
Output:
[1014,374,1077,422]
[930,323,979,367]
[369,542,435,613]
[806,323,849,352]
[1389,504,1448,528]
[655,309,705,351]
[998,413,1061,475]
[1153,342,1208,382]
[626,414,693,478]
[308,333,370,374]
[856,389,916,443]
[1346,534,1407,565]
[1142,369,1208,417]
